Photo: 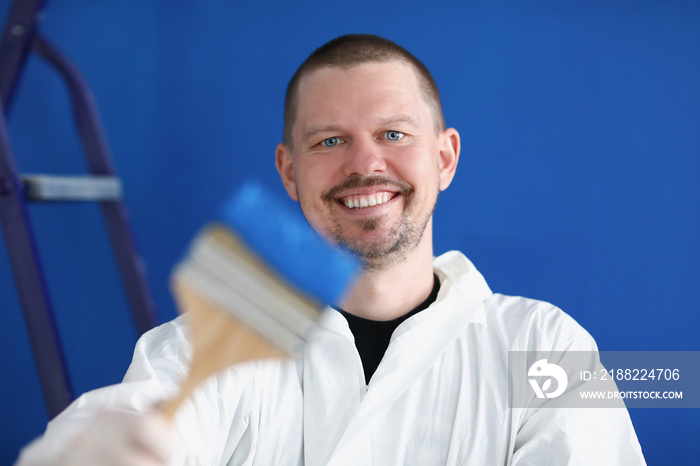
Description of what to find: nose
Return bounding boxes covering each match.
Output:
[342,136,386,177]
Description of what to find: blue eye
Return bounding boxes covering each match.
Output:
[321,137,341,147]
[386,131,404,141]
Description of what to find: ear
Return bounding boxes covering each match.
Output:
[437,127,460,191]
[275,143,299,201]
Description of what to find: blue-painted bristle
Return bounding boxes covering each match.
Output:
[218,180,359,306]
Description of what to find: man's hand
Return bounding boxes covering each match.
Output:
[17,410,174,466]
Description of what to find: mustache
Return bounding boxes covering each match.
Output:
[322,176,413,204]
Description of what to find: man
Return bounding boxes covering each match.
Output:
[17,34,646,465]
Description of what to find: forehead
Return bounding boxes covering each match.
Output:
[294,61,430,135]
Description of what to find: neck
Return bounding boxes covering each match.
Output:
[339,226,436,321]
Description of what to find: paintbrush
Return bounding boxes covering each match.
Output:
[159,180,359,420]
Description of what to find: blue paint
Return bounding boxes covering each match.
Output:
[218,179,359,306]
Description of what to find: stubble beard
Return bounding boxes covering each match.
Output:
[330,213,429,272]
[318,175,439,272]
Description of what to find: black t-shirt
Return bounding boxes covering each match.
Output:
[337,274,441,384]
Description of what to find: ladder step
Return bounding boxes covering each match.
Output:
[21,174,122,201]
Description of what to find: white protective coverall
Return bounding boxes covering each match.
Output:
[19,251,646,465]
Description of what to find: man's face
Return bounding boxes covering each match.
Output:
[277,61,459,269]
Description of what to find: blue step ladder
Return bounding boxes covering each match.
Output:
[0,0,159,418]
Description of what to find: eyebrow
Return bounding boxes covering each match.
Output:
[301,115,421,143]
[302,125,343,143]
[375,114,420,129]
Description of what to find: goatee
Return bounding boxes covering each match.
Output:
[318,175,437,271]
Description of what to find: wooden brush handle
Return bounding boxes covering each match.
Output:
[159,278,288,421]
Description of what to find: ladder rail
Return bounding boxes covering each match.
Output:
[0,0,46,113]
[0,0,72,420]
[33,35,159,336]
[0,104,73,419]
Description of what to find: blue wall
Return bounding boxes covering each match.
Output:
[1,0,698,464]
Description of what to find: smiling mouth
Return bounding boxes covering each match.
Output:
[323,176,411,211]
[339,192,397,209]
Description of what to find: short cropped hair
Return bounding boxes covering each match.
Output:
[283,34,446,147]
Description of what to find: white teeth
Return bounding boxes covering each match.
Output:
[343,193,392,209]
